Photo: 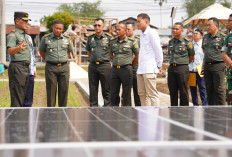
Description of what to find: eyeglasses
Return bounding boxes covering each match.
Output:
[94,24,101,27]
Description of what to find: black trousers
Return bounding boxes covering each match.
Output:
[132,65,141,106]
[24,75,35,107]
[88,62,111,107]
[111,65,133,106]
[204,62,225,105]
[45,62,69,107]
[168,65,189,106]
[8,62,30,107]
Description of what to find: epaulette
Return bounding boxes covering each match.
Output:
[110,37,116,40]
[89,33,95,37]
[11,29,17,32]
[184,37,190,41]
[135,35,140,39]
[169,37,173,41]
[105,33,112,37]
[220,32,226,37]
[128,37,135,41]
[64,34,70,38]
[44,34,51,37]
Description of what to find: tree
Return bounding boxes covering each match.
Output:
[184,0,215,19]
[221,0,231,8]
[57,0,105,19]
[44,12,74,33]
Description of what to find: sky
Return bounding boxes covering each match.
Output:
[4,0,188,28]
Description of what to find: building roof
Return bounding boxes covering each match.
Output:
[6,25,40,35]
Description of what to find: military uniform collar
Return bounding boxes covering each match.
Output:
[174,35,184,42]
[51,33,64,39]
[116,36,128,42]
[15,26,25,34]
[209,31,220,38]
[94,32,106,38]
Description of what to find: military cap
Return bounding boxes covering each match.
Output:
[14,12,31,21]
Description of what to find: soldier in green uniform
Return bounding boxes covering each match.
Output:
[39,20,73,107]
[86,18,112,107]
[168,22,195,106]
[201,17,226,105]
[222,14,232,105]
[110,23,139,106]
[126,22,141,106]
[7,12,31,107]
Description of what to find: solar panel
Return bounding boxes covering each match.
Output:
[0,107,232,157]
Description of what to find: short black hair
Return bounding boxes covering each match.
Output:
[174,22,183,28]
[208,17,219,27]
[195,29,203,36]
[229,14,232,17]
[126,22,135,28]
[117,22,126,29]
[53,20,64,26]
[137,13,150,22]
[95,18,104,23]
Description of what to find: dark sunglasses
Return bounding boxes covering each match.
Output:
[94,24,101,27]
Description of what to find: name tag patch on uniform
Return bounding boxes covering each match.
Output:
[188,43,193,49]
[10,34,15,37]
[123,45,131,48]
[50,49,53,53]
[134,44,139,48]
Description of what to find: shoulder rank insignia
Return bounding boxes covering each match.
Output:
[11,29,17,32]
[105,33,112,37]
[220,32,226,37]
[169,37,173,41]
[89,33,95,37]
[64,34,70,38]
[128,37,135,41]
[184,37,190,41]
[110,37,116,40]
[44,33,51,37]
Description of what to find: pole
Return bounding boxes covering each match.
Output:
[0,0,6,63]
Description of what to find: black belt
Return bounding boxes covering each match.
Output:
[11,61,30,67]
[113,64,131,69]
[47,61,67,66]
[91,61,109,65]
[170,64,187,67]
[205,61,224,65]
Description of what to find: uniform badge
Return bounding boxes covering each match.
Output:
[123,45,130,48]
[216,38,221,41]
[10,34,15,37]
[113,44,117,47]
[181,42,185,45]
[91,48,94,52]
[134,44,139,48]
[22,47,26,51]
[188,43,193,49]
[170,51,172,54]
[50,49,53,52]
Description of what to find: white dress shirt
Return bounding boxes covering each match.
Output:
[137,26,163,74]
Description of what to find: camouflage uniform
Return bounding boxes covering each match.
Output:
[222,33,232,105]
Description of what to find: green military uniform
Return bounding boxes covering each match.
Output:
[131,34,141,106]
[39,32,73,107]
[168,36,195,106]
[110,36,139,106]
[86,32,112,107]
[202,32,226,105]
[221,33,232,105]
[7,26,31,107]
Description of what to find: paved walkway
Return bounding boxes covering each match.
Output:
[70,62,177,107]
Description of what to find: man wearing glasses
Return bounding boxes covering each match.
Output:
[7,12,31,107]
[86,18,112,107]
[222,14,232,105]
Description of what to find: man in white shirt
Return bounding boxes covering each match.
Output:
[136,13,163,106]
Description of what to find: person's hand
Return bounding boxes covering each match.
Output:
[158,68,163,75]
[19,40,28,50]
[34,71,37,78]
[200,69,204,75]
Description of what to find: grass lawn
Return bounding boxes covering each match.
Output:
[0,65,89,107]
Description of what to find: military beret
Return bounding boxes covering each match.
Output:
[14,12,31,21]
